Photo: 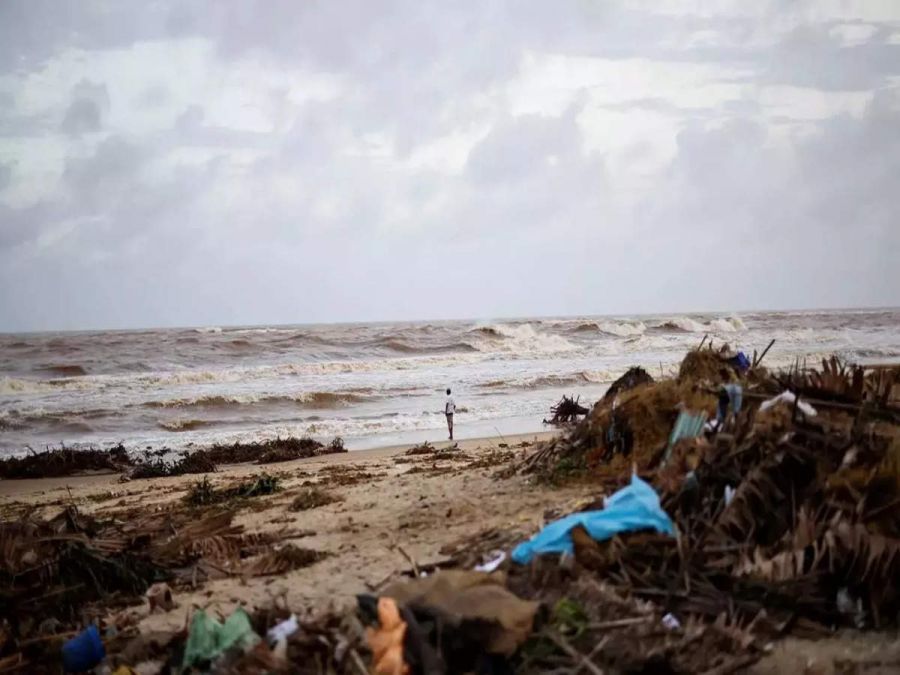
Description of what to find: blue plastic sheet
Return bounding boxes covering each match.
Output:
[663,409,708,463]
[511,474,674,564]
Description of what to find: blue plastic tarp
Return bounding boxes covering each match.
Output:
[511,474,675,565]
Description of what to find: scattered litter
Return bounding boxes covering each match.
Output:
[145,582,176,613]
[474,551,507,573]
[664,409,708,463]
[716,383,743,426]
[661,613,681,630]
[182,608,259,669]
[759,390,817,416]
[511,474,674,564]
[724,484,736,506]
[62,625,105,673]
[266,614,299,645]
[363,597,408,675]
[366,569,540,667]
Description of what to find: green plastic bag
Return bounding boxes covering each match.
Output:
[182,608,260,669]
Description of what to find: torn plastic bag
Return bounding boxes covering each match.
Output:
[182,608,259,669]
[511,473,674,564]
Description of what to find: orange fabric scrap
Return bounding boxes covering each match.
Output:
[366,597,409,675]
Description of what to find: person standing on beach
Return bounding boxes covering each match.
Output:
[445,388,456,440]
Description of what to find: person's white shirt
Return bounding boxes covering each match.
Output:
[445,396,456,414]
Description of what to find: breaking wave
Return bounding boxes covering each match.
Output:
[653,316,746,333]
[467,323,577,354]
[144,391,366,410]
[158,418,215,432]
[0,376,94,395]
[478,369,617,390]
[376,339,478,354]
[598,321,647,337]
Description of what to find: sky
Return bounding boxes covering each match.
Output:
[0,1,898,332]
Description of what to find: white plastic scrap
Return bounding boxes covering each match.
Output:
[724,485,736,507]
[267,614,299,645]
[661,613,681,630]
[475,551,507,573]
[759,391,817,417]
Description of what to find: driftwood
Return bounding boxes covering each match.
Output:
[543,395,590,426]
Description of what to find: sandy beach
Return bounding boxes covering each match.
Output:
[4,427,900,674]
[1,432,590,634]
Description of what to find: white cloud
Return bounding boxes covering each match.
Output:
[0,0,898,330]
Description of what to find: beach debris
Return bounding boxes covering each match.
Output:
[289,486,343,511]
[663,409,708,462]
[183,473,279,506]
[601,365,654,403]
[405,441,436,456]
[242,544,326,577]
[61,625,105,673]
[129,450,217,479]
[759,389,818,416]
[543,395,590,426]
[678,344,750,383]
[474,551,507,573]
[499,348,900,672]
[182,608,259,670]
[776,355,866,403]
[0,443,132,479]
[1,435,351,482]
[265,614,299,645]
[360,570,540,672]
[715,382,743,427]
[363,597,409,675]
[145,583,176,614]
[174,435,348,465]
[511,474,675,564]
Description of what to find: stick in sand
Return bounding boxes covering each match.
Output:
[754,339,776,368]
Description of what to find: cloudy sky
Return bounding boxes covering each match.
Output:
[0,1,898,331]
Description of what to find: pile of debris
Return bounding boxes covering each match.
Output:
[0,443,133,479]
[500,349,900,672]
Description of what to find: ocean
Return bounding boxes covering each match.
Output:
[1,309,898,456]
